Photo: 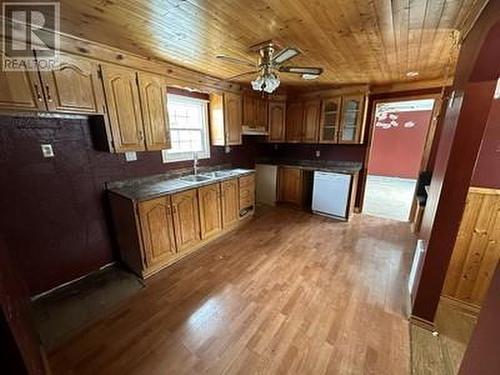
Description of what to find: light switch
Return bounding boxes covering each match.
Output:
[225,146,231,154]
[125,151,137,162]
[41,144,54,158]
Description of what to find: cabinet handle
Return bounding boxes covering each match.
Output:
[172,205,177,214]
[45,85,53,102]
[34,84,43,102]
[138,130,144,141]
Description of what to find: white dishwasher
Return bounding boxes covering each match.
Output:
[312,171,352,220]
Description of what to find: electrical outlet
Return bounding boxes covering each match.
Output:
[274,144,279,150]
[41,144,54,158]
[125,151,137,162]
[315,150,321,158]
[225,146,231,154]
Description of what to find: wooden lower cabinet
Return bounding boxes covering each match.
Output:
[277,167,305,206]
[171,189,201,252]
[198,183,222,239]
[109,174,255,278]
[239,175,256,217]
[221,179,239,227]
[138,196,177,268]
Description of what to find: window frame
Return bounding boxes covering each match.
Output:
[162,94,211,163]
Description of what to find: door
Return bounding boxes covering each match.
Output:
[0,70,47,111]
[198,183,222,239]
[302,99,321,143]
[138,196,177,267]
[320,97,342,143]
[286,101,303,142]
[171,189,201,252]
[221,179,239,227]
[340,94,364,144]
[224,92,242,145]
[268,101,286,142]
[40,53,105,114]
[278,167,303,205]
[137,72,170,151]
[101,64,145,152]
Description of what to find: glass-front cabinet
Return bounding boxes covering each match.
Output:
[339,94,364,143]
[319,97,341,143]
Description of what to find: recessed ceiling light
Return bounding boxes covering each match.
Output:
[302,73,320,80]
[406,71,419,77]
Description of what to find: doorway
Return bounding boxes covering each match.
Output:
[363,99,435,221]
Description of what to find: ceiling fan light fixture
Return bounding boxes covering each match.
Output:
[302,73,319,80]
[273,47,300,64]
[251,72,280,93]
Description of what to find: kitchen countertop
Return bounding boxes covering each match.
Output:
[107,167,255,201]
[256,159,362,175]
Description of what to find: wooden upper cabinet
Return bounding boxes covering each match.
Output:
[40,53,105,114]
[302,99,321,143]
[319,97,342,143]
[137,72,170,151]
[268,100,286,142]
[209,92,242,146]
[138,196,177,268]
[101,64,145,152]
[171,189,201,252]
[339,94,365,144]
[278,167,304,206]
[198,183,222,239]
[255,96,268,128]
[221,179,240,227]
[0,70,47,111]
[242,93,255,128]
[286,101,304,142]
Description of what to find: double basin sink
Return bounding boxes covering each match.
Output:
[178,169,243,184]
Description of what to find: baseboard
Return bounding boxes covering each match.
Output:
[440,295,481,317]
[409,314,436,332]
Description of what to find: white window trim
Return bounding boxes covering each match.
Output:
[162,94,211,163]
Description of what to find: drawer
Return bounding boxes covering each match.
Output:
[239,174,255,188]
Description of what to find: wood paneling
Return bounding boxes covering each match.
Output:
[52,0,488,88]
[137,72,171,151]
[221,179,239,228]
[100,64,145,152]
[138,196,177,268]
[171,189,201,252]
[40,53,105,114]
[0,70,46,111]
[268,100,286,142]
[198,183,223,239]
[442,187,500,308]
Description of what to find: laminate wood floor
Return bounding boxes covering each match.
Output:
[48,206,415,375]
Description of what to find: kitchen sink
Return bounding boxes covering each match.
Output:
[200,170,235,178]
[179,174,213,182]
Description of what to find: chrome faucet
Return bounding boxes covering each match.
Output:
[193,152,199,175]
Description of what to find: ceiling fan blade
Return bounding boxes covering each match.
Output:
[272,47,300,64]
[279,66,323,75]
[216,55,256,68]
[224,70,259,81]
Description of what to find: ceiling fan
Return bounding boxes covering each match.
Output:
[216,40,323,94]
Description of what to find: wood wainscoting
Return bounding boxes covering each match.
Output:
[442,187,500,312]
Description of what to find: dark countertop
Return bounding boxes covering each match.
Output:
[107,167,255,201]
[255,159,363,175]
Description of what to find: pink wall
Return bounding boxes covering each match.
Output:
[368,110,433,178]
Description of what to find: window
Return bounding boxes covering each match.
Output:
[162,94,210,163]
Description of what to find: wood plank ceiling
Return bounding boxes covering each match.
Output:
[57,0,489,88]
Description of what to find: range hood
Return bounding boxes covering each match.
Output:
[242,125,269,135]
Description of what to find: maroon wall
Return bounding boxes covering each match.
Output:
[263,143,365,163]
[368,110,433,178]
[458,264,500,375]
[471,97,500,189]
[0,115,260,296]
[412,7,500,323]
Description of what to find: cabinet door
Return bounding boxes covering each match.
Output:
[239,174,256,211]
[255,97,268,128]
[221,179,240,227]
[242,93,255,128]
[224,92,242,145]
[138,196,177,268]
[340,94,365,144]
[137,72,170,151]
[278,167,303,205]
[172,189,201,252]
[209,93,225,146]
[40,53,105,114]
[198,183,222,239]
[286,102,304,142]
[268,101,286,142]
[101,64,145,152]
[0,70,47,111]
[302,99,321,143]
[320,97,341,143]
